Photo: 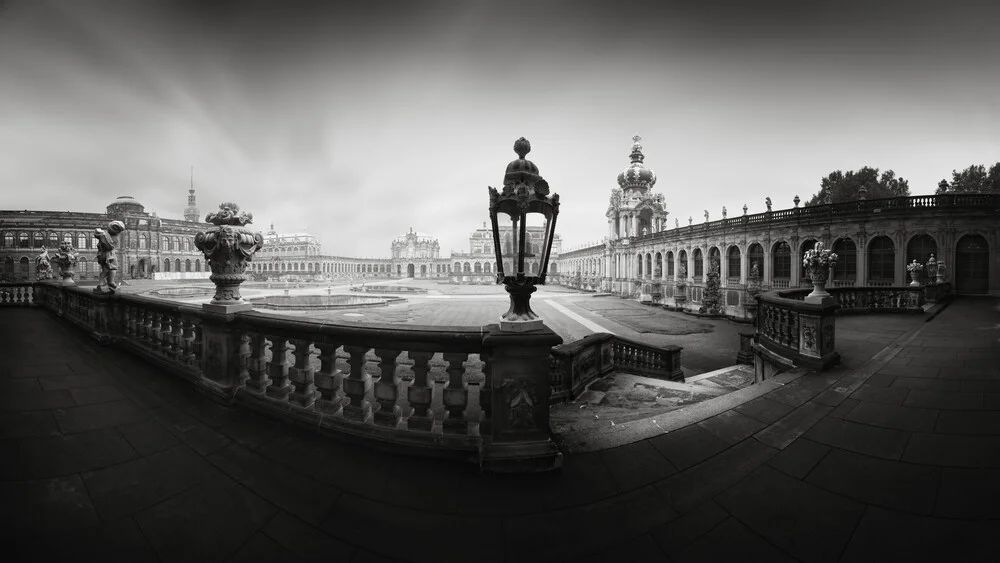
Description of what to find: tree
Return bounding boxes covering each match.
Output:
[806,167,910,206]
[936,163,1000,194]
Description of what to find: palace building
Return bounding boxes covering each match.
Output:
[2,191,561,284]
[558,136,1000,309]
[1,194,207,281]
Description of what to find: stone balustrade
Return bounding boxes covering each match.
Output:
[754,288,840,374]
[20,281,563,473]
[549,333,683,403]
[0,282,38,305]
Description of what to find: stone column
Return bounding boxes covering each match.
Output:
[481,324,563,473]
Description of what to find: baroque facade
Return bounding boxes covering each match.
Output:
[1,194,207,281]
[559,137,999,309]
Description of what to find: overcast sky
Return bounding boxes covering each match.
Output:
[2,0,998,256]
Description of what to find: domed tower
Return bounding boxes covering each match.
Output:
[184,167,200,222]
[616,134,657,196]
[607,135,668,240]
[106,195,146,219]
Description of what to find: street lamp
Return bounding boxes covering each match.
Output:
[488,137,560,332]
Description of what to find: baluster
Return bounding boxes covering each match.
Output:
[182,319,198,367]
[372,348,401,427]
[122,305,132,337]
[237,332,251,387]
[160,314,174,355]
[169,315,184,361]
[314,342,343,415]
[342,345,372,422]
[479,353,492,435]
[441,352,469,435]
[266,337,292,400]
[245,333,271,393]
[288,338,317,408]
[406,351,434,431]
[150,312,162,352]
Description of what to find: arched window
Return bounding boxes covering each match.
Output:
[140,233,148,250]
[164,259,171,272]
[800,239,818,280]
[955,234,990,294]
[693,248,704,278]
[666,251,675,276]
[463,262,471,273]
[654,252,662,277]
[645,253,652,278]
[906,234,937,265]
[636,254,643,277]
[867,236,895,282]
[33,232,43,248]
[530,262,538,274]
[185,259,191,272]
[19,256,29,279]
[727,246,741,279]
[49,232,59,247]
[708,247,720,273]
[175,259,181,272]
[79,257,88,278]
[484,262,491,273]
[550,263,558,274]
[476,262,484,274]
[772,242,791,280]
[19,232,29,247]
[77,233,87,249]
[747,243,764,277]
[3,256,13,277]
[832,239,857,282]
[678,250,688,276]
[3,232,12,248]
[195,259,201,272]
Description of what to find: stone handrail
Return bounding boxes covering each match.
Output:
[549,333,683,403]
[28,282,563,473]
[772,286,927,314]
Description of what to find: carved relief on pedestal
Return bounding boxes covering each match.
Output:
[503,378,536,430]
[799,315,821,358]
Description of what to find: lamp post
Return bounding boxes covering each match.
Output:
[488,137,560,332]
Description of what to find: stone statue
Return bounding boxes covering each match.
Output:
[609,188,623,209]
[675,218,679,229]
[722,206,727,219]
[94,220,125,294]
[765,197,772,212]
[688,216,693,226]
[35,247,53,280]
[704,210,709,222]
[743,203,748,215]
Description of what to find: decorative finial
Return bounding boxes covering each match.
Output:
[632,134,641,144]
[513,137,531,159]
[743,204,748,215]
[794,195,800,207]
[722,206,727,218]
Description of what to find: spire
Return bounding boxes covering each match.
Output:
[629,134,645,164]
[184,165,201,222]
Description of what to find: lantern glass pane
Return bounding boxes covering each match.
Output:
[524,212,549,277]
[496,212,519,276]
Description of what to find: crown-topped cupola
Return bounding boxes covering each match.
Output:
[616,134,657,192]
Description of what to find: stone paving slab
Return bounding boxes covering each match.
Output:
[1,296,998,561]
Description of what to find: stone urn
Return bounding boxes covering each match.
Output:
[936,262,947,284]
[907,260,923,287]
[806,264,832,302]
[194,203,264,313]
[50,243,79,286]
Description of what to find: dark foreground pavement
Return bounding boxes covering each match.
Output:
[1,297,998,562]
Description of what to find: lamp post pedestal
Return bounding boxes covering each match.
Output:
[500,283,543,332]
[481,324,563,473]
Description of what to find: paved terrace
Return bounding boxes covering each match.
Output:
[2,297,998,562]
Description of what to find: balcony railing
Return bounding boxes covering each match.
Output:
[549,333,683,403]
[19,282,564,472]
